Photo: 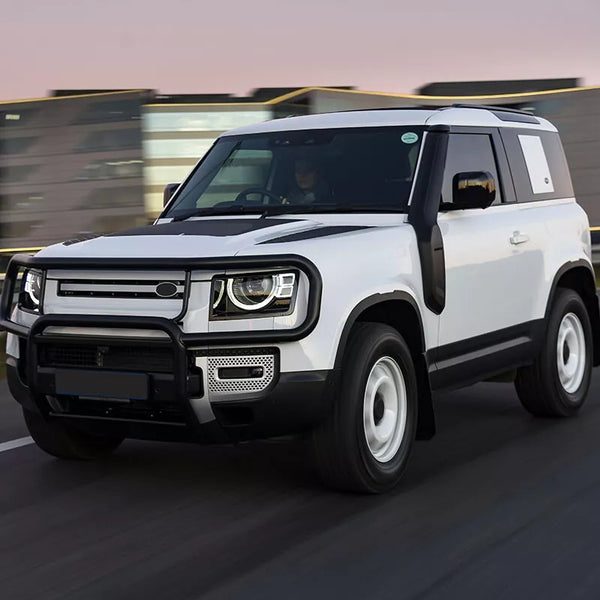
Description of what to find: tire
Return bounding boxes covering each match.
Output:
[23,408,124,460]
[515,288,593,417]
[311,322,418,493]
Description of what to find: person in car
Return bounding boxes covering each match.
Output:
[283,158,331,205]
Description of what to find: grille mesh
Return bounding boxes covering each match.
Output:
[207,354,275,396]
[39,344,175,373]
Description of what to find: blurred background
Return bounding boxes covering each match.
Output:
[1,0,599,273]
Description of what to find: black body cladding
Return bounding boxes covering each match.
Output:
[408,126,449,314]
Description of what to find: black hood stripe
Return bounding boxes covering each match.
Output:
[260,225,371,244]
[108,218,302,238]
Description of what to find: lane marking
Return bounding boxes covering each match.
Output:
[0,437,34,453]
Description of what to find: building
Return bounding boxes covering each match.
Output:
[0,90,152,253]
[1,80,600,257]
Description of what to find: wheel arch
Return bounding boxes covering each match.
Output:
[547,260,600,366]
[334,292,435,439]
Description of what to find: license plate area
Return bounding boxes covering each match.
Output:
[55,369,148,400]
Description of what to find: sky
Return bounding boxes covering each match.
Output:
[1,0,599,101]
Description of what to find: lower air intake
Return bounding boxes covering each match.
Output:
[207,354,276,398]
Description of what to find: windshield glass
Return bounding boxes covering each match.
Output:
[163,126,425,218]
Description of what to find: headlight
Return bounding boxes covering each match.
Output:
[22,269,43,310]
[211,272,296,319]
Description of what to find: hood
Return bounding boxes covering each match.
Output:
[38,217,323,259]
[37,214,407,260]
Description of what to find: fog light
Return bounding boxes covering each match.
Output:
[218,366,264,380]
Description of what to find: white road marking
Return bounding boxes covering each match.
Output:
[0,436,34,453]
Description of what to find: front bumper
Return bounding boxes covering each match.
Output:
[2,253,333,442]
[7,314,335,442]
[7,355,334,443]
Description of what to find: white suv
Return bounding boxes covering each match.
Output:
[2,106,598,492]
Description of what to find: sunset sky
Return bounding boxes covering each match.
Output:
[1,0,599,101]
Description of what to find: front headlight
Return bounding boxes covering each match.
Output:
[21,269,43,310]
[211,272,297,319]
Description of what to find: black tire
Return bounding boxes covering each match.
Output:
[23,408,124,460]
[311,322,418,493]
[515,288,593,417]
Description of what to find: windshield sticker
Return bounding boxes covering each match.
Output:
[401,132,419,144]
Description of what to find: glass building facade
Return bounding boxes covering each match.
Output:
[1,82,600,260]
[0,90,149,251]
[141,105,272,215]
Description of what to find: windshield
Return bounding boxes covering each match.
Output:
[162,126,425,219]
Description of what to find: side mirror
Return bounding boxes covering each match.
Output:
[452,171,496,209]
[163,183,180,207]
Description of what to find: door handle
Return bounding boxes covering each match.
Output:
[509,231,530,245]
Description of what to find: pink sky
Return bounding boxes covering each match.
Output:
[1,0,599,101]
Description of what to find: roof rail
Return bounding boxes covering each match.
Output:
[449,103,539,124]
[450,103,533,116]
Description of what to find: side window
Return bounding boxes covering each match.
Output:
[500,129,574,202]
[441,134,502,208]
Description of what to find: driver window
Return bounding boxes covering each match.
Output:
[198,149,273,207]
[441,134,502,209]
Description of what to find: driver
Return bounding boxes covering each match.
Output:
[283,158,331,205]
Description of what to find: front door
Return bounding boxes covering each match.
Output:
[431,131,544,387]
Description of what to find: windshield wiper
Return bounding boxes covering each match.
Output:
[169,205,266,222]
[258,204,407,217]
[169,203,407,222]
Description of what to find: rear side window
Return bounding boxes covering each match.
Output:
[500,129,574,202]
[441,133,502,207]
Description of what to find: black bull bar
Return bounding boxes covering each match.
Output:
[0,253,322,411]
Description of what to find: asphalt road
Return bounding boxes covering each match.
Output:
[1,374,600,600]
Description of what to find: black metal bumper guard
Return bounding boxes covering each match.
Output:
[0,253,322,429]
[0,253,322,343]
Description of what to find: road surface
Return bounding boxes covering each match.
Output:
[0,375,599,599]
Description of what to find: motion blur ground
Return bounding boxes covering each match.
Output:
[1,372,600,598]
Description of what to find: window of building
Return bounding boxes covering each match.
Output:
[74,99,141,124]
[90,214,147,234]
[143,110,272,133]
[0,109,36,127]
[441,134,502,207]
[76,128,142,152]
[2,220,43,238]
[0,192,45,212]
[143,138,214,159]
[145,165,192,187]
[0,136,37,155]
[1,164,40,183]
[83,186,142,208]
[75,159,143,180]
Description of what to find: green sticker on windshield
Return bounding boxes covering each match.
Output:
[401,132,419,144]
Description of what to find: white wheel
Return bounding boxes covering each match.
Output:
[516,288,592,418]
[556,312,586,394]
[363,356,407,463]
[311,323,417,493]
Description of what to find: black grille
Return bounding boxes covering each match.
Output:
[57,279,185,299]
[39,344,175,373]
